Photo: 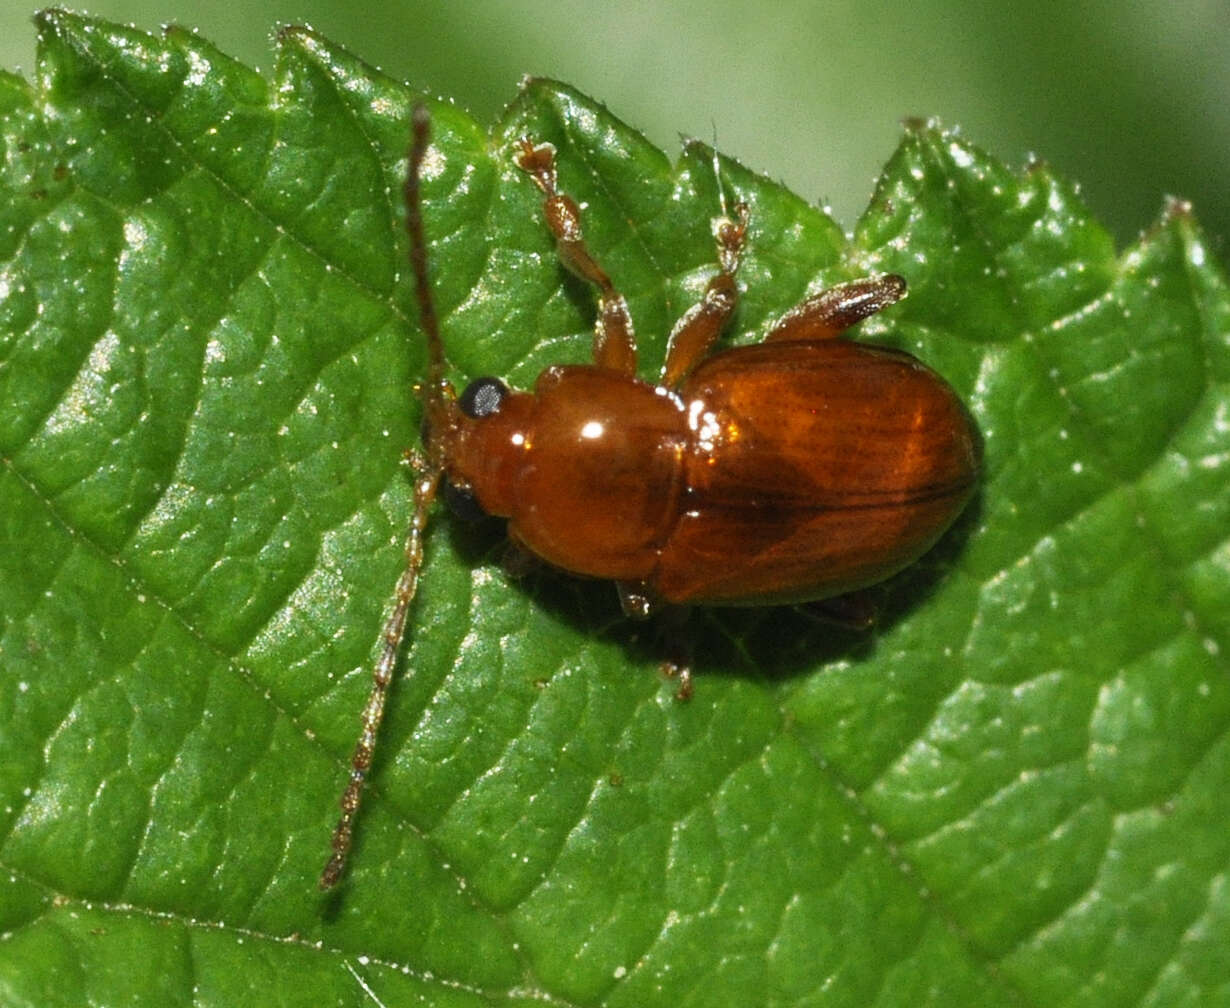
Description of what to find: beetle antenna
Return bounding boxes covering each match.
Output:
[320,104,445,889]
[407,103,447,393]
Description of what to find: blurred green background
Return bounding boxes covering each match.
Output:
[2,0,1226,251]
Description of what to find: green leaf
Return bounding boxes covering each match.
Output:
[2,11,1228,1007]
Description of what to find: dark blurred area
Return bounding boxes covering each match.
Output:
[3,0,1226,255]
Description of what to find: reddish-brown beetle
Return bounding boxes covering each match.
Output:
[320,106,979,888]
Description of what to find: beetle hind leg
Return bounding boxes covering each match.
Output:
[803,588,880,631]
[515,138,637,375]
[766,273,907,343]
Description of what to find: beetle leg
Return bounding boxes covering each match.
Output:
[501,532,539,579]
[660,203,749,388]
[616,580,655,619]
[616,589,697,700]
[802,589,880,631]
[664,661,694,702]
[655,605,695,701]
[515,138,637,375]
[766,274,907,343]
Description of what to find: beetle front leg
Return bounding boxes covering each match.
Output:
[660,203,749,388]
[515,139,637,375]
[766,274,907,343]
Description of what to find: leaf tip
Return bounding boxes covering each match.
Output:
[32,7,105,44]
[274,22,331,64]
[1161,195,1194,222]
[1135,194,1202,249]
[1145,194,1219,272]
[900,114,951,138]
[32,7,66,38]
[275,22,316,45]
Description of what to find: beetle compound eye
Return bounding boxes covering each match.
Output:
[442,477,489,522]
[459,377,509,419]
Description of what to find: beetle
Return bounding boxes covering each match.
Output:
[320,105,979,888]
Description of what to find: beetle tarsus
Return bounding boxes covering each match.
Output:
[667,662,694,702]
[617,580,654,620]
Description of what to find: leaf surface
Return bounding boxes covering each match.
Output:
[1,13,1227,1007]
